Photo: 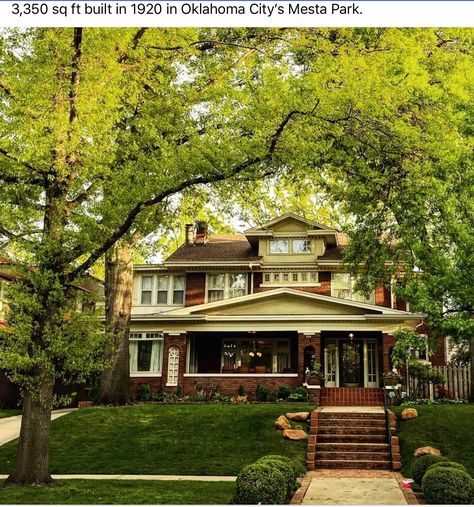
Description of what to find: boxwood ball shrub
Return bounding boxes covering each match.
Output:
[422,467,474,504]
[411,454,448,485]
[257,456,298,496]
[235,463,286,504]
[428,461,468,473]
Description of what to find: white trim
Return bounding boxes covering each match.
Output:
[130,372,162,378]
[183,373,298,378]
[164,287,418,317]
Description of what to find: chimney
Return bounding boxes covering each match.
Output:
[195,221,209,245]
[185,224,194,245]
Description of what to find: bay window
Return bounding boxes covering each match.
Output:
[129,332,163,374]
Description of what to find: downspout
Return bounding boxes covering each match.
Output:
[249,263,254,294]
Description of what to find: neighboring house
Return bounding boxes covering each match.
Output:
[130,213,446,401]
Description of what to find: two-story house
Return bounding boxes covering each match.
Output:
[130,213,444,404]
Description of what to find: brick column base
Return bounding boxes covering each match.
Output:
[307,386,321,405]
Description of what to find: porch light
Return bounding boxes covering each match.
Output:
[348,333,354,342]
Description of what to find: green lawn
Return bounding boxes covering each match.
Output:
[0,410,20,419]
[0,404,311,475]
[0,479,235,504]
[392,404,474,477]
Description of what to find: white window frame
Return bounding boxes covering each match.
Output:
[331,273,375,304]
[269,237,312,255]
[139,274,186,306]
[261,271,319,287]
[206,273,248,302]
[167,347,180,386]
[129,332,164,376]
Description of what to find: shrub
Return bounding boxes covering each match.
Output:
[257,455,299,495]
[256,384,269,402]
[235,463,286,504]
[428,461,467,473]
[422,466,474,504]
[277,385,291,400]
[411,454,448,485]
[288,387,308,402]
[267,389,279,402]
[238,384,245,396]
[137,383,152,401]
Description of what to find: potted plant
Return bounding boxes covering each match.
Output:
[305,362,324,386]
[382,369,403,386]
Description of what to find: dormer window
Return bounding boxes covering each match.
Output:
[292,239,311,253]
[270,239,289,254]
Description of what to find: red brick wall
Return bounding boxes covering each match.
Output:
[298,333,321,383]
[185,273,206,306]
[180,375,302,398]
[375,284,391,308]
[382,333,396,373]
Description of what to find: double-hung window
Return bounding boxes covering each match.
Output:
[139,274,186,306]
[207,273,248,302]
[141,276,153,304]
[129,332,163,374]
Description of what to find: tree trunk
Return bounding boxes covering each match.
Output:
[470,340,474,403]
[97,241,134,405]
[6,376,54,485]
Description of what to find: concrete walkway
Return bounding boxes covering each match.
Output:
[0,474,236,481]
[0,408,76,446]
[293,470,415,505]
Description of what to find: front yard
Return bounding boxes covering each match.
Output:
[392,404,474,477]
[0,479,235,504]
[0,403,311,476]
[0,410,20,419]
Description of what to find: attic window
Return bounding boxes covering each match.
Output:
[270,239,289,254]
[293,239,311,253]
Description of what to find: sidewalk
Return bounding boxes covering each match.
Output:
[292,470,417,505]
[0,408,76,446]
[0,474,236,481]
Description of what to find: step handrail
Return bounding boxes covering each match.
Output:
[382,380,393,471]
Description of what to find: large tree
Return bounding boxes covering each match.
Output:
[0,27,318,483]
[2,27,472,484]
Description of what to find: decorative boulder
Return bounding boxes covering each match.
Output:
[275,415,291,430]
[283,429,308,440]
[402,408,418,420]
[414,446,442,458]
[286,412,310,421]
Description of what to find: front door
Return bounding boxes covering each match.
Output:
[339,340,363,387]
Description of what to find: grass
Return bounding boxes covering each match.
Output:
[0,410,20,419]
[0,479,235,504]
[0,403,311,475]
[392,404,474,477]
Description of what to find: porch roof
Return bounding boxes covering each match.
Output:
[131,288,424,327]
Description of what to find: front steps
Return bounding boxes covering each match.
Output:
[320,387,384,406]
[307,410,401,471]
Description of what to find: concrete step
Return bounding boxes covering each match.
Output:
[318,426,387,435]
[315,442,390,452]
[317,434,388,443]
[315,450,391,461]
[315,459,391,470]
[318,413,386,420]
[317,418,386,428]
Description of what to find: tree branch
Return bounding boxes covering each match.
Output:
[0,148,46,184]
[65,107,314,281]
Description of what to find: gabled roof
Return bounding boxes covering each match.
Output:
[244,212,337,234]
[165,234,260,265]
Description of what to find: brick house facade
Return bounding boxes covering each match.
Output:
[129,213,441,400]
